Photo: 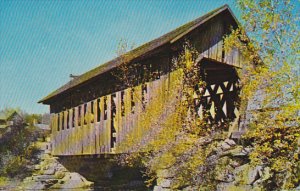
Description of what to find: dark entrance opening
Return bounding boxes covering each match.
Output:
[196,58,240,129]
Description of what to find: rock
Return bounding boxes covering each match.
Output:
[54,170,66,179]
[24,181,47,190]
[41,153,51,159]
[157,169,175,178]
[157,154,176,169]
[127,180,145,187]
[215,157,235,183]
[221,142,231,151]
[216,183,252,191]
[34,165,41,170]
[40,179,58,188]
[242,147,252,155]
[35,174,56,180]
[44,168,55,175]
[24,176,33,181]
[225,139,236,146]
[212,146,223,155]
[154,186,163,191]
[215,170,235,183]
[231,131,245,140]
[153,185,171,191]
[229,160,240,168]
[53,172,93,189]
[248,166,262,184]
[228,146,247,157]
[182,186,194,191]
[234,164,262,185]
[159,178,172,188]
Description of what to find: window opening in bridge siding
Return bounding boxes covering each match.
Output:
[150,63,160,80]
[121,91,125,117]
[142,83,148,108]
[131,88,135,114]
[104,96,107,120]
[97,98,101,122]
[72,108,75,128]
[66,110,70,129]
[91,101,94,123]
[155,67,161,80]
[78,105,82,126]
[143,64,151,82]
[62,112,65,130]
[111,93,117,149]
[111,94,116,117]
[57,113,60,131]
[194,83,203,106]
[84,103,87,125]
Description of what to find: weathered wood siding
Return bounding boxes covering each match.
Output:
[50,54,241,156]
[49,14,243,156]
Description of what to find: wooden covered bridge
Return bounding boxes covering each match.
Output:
[39,5,243,157]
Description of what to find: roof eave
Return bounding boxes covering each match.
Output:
[39,4,236,105]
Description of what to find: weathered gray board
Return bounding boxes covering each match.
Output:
[50,40,242,156]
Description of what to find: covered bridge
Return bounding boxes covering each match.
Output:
[39,5,244,156]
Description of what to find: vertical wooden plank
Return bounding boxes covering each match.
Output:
[87,102,91,154]
[90,100,96,154]
[124,88,130,153]
[59,111,64,155]
[211,43,218,60]
[95,99,98,154]
[54,114,57,155]
[232,48,239,68]
[69,109,73,155]
[74,106,78,155]
[50,114,54,155]
[224,48,232,66]
[55,113,59,155]
[58,112,62,155]
[66,110,69,155]
[103,96,108,153]
[72,108,76,155]
[217,40,223,62]
[61,111,64,155]
[81,104,85,154]
[50,114,55,155]
[100,97,105,153]
[203,49,209,58]
[64,110,67,155]
[65,109,70,155]
[56,113,60,155]
[84,103,88,154]
[115,91,120,152]
[107,95,112,153]
[79,104,84,154]
[69,109,72,155]
[135,85,142,141]
[97,98,101,154]
[119,91,126,152]
[94,99,99,154]
[59,112,62,155]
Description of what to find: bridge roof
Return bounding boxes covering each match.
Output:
[39,4,238,104]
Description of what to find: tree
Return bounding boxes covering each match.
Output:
[224,0,300,189]
[113,1,299,190]
[113,40,230,189]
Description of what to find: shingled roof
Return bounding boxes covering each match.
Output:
[39,4,238,104]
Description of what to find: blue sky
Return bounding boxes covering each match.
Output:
[0,1,242,114]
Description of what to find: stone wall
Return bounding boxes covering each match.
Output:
[58,155,148,190]
[19,140,94,190]
[153,137,271,191]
